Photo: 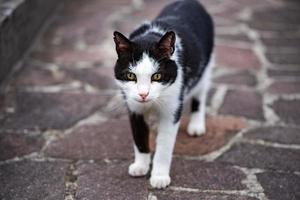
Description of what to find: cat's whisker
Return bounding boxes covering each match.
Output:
[105,103,127,115]
[153,99,175,116]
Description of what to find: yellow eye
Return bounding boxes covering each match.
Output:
[126,72,136,81]
[152,73,162,81]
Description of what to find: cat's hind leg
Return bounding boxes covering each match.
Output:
[187,93,207,136]
[187,57,214,136]
[187,96,205,136]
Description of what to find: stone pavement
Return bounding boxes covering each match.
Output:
[0,0,299,199]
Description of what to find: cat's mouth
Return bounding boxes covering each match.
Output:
[135,99,150,103]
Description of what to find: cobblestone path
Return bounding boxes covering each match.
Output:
[0,0,299,199]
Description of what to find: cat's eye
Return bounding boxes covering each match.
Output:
[152,73,162,81]
[126,72,136,81]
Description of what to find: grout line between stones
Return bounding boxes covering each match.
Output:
[240,138,300,150]
[240,13,285,126]
[40,111,108,153]
[0,152,70,166]
[147,192,158,200]
[236,167,268,200]
[212,82,259,92]
[188,127,247,162]
[64,161,78,200]
[169,186,261,198]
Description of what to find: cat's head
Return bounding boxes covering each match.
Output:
[113,31,178,106]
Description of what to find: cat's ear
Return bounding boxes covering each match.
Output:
[113,31,132,56]
[157,31,176,57]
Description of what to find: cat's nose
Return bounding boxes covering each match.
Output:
[138,92,149,100]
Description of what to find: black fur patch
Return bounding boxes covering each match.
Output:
[173,87,184,123]
[173,102,183,123]
[155,59,177,84]
[129,113,150,153]
[129,23,151,39]
[191,98,200,112]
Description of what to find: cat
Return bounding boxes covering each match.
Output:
[113,0,214,189]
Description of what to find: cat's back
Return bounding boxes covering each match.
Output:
[155,0,210,24]
[154,0,214,88]
[155,0,213,37]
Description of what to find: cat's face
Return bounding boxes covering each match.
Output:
[113,31,178,107]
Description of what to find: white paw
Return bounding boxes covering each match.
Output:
[187,121,206,136]
[150,175,171,189]
[128,162,149,177]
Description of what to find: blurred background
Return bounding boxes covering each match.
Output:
[0,0,299,199]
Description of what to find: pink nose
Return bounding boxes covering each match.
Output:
[139,92,149,100]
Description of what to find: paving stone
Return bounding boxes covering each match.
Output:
[214,18,237,27]
[0,92,109,130]
[266,53,300,65]
[219,90,264,121]
[40,0,132,48]
[30,47,107,65]
[65,66,117,89]
[61,0,132,18]
[251,5,300,30]
[170,159,246,190]
[249,18,298,32]
[0,93,5,114]
[212,2,242,20]
[115,0,169,34]
[257,172,300,200]
[244,126,300,145]
[283,0,300,7]
[76,161,148,200]
[200,0,225,8]
[40,14,107,49]
[233,0,272,9]
[267,81,300,95]
[251,7,300,24]
[0,132,44,161]
[216,33,251,43]
[217,143,300,172]
[11,59,117,89]
[262,38,300,50]
[11,60,74,87]
[216,45,261,70]
[0,160,67,200]
[45,119,133,159]
[0,0,61,84]
[214,71,257,87]
[267,69,300,79]
[150,116,246,156]
[153,190,258,200]
[267,47,300,55]
[271,99,300,125]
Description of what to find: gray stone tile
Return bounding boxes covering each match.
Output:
[217,143,300,172]
[0,160,68,200]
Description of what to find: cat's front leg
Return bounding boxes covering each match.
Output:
[128,113,151,177]
[150,114,180,188]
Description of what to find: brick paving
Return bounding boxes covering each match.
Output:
[0,0,299,199]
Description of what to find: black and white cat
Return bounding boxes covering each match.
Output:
[113,0,214,188]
